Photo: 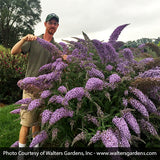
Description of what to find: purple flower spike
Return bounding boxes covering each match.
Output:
[10,109,21,114]
[109,74,121,84]
[40,90,52,99]
[65,87,85,101]
[129,87,148,105]
[105,65,113,71]
[114,129,130,147]
[122,98,128,107]
[36,37,59,54]
[123,48,134,61]
[52,128,58,140]
[15,98,32,105]
[39,63,53,73]
[86,114,100,126]
[140,119,158,136]
[71,132,86,146]
[85,78,104,91]
[109,24,129,42]
[58,86,67,94]
[29,130,48,147]
[28,99,42,111]
[145,97,157,113]
[41,109,52,124]
[122,111,140,136]
[101,128,118,148]
[89,130,101,144]
[88,68,105,79]
[10,141,19,147]
[49,107,74,125]
[129,98,149,118]
[112,116,131,140]
[49,95,57,103]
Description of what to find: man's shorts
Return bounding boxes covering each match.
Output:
[20,90,41,127]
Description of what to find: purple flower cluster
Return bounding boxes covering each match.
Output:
[10,141,19,147]
[140,119,158,136]
[86,114,100,126]
[124,90,128,96]
[123,48,134,61]
[114,129,130,147]
[71,132,86,146]
[80,61,97,69]
[49,107,74,125]
[52,128,58,140]
[10,108,21,114]
[138,58,154,64]
[29,130,48,147]
[85,78,104,91]
[145,96,157,113]
[122,111,140,136]
[59,42,68,54]
[65,87,85,102]
[88,68,105,79]
[28,99,42,111]
[15,98,32,105]
[55,61,68,71]
[116,62,130,75]
[129,87,148,105]
[138,68,160,78]
[41,109,52,124]
[109,74,121,84]
[101,128,118,148]
[40,90,51,99]
[58,86,67,94]
[109,24,129,42]
[36,37,59,54]
[103,42,118,63]
[105,64,113,71]
[92,39,106,63]
[89,130,101,144]
[122,98,128,107]
[39,63,53,73]
[129,98,149,118]
[112,116,131,140]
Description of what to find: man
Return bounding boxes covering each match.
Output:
[11,13,65,147]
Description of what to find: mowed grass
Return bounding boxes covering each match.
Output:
[0,104,21,147]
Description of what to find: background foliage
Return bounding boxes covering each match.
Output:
[0,0,41,47]
[0,45,27,104]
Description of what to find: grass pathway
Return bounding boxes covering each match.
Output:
[0,104,20,147]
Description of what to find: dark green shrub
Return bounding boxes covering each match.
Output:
[0,45,27,104]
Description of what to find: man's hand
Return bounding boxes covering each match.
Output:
[61,54,68,61]
[22,34,37,42]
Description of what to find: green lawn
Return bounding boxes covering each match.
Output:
[0,104,21,147]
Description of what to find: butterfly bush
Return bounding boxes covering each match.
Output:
[12,24,160,151]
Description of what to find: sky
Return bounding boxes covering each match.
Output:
[34,0,160,43]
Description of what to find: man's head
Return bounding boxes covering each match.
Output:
[44,13,59,35]
[45,13,59,23]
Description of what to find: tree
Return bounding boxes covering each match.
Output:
[0,0,41,47]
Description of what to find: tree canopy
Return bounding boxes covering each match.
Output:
[0,0,41,47]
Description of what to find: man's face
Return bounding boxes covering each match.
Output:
[45,19,59,35]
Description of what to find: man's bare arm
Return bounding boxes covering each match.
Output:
[11,34,37,55]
